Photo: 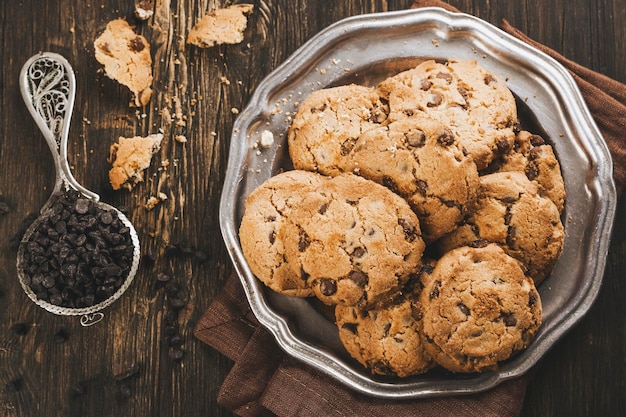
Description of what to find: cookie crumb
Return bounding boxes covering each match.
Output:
[259,130,274,148]
[187,4,254,48]
[134,1,154,21]
[108,133,163,191]
[175,134,187,143]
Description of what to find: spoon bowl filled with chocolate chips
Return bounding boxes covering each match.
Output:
[16,52,140,324]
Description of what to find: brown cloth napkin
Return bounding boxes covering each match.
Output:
[195,1,626,416]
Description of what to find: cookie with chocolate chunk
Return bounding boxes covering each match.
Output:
[94,18,153,107]
[437,171,564,285]
[420,244,542,373]
[494,130,566,212]
[288,84,388,175]
[238,170,328,296]
[281,174,425,307]
[335,263,436,377]
[348,116,479,242]
[377,59,518,169]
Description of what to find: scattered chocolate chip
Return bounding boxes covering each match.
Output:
[71,381,86,397]
[318,278,337,296]
[10,322,30,336]
[114,363,140,381]
[165,244,180,257]
[168,297,186,311]
[164,281,180,296]
[156,273,171,284]
[119,382,132,398]
[134,0,154,21]
[4,378,23,393]
[169,348,185,362]
[169,334,184,347]
[0,201,9,215]
[193,250,208,263]
[54,328,70,344]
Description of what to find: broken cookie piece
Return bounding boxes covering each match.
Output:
[187,4,254,48]
[108,133,163,191]
[94,19,153,107]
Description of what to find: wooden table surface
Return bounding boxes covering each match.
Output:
[1,1,624,416]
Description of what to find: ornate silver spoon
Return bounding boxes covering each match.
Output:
[16,52,140,326]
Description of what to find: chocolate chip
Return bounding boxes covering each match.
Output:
[529,134,545,146]
[458,303,470,316]
[496,137,510,153]
[371,360,393,375]
[382,322,391,336]
[405,129,426,148]
[501,312,517,326]
[382,176,399,194]
[436,129,455,146]
[169,348,185,362]
[318,278,337,296]
[506,226,517,246]
[298,230,310,252]
[430,281,441,299]
[349,270,368,287]
[398,218,418,242]
[4,378,23,393]
[114,363,140,381]
[420,79,432,91]
[369,105,388,123]
[340,138,357,156]
[300,267,310,282]
[484,74,496,85]
[415,179,428,195]
[19,190,133,309]
[469,239,489,248]
[54,328,70,344]
[427,93,443,107]
[436,72,453,83]
[341,323,358,334]
[351,247,366,258]
[156,273,171,283]
[129,36,145,52]
[529,291,538,307]
[119,382,132,398]
[318,203,328,215]
[10,322,30,336]
[71,381,86,397]
[0,201,9,215]
[268,230,276,244]
[410,302,423,321]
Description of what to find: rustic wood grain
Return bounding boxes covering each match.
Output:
[0,1,624,416]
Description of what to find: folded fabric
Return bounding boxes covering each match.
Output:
[195,1,626,416]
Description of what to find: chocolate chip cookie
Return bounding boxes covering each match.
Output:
[437,171,564,285]
[377,59,518,170]
[238,170,328,296]
[348,116,479,242]
[419,244,542,373]
[335,264,436,377]
[492,130,566,212]
[281,174,425,307]
[288,84,388,175]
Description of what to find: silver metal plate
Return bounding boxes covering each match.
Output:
[219,7,616,398]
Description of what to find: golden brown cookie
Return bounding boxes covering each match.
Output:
[187,4,254,48]
[437,171,564,285]
[281,174,425,307]
[377,59,518,170]
[419,244,542,373]
[94,19,153,107]
[238,170,328,297]
[347,116,479,242]
[288,84,388,175]
[493,130,566,212]
[335,265,436,377]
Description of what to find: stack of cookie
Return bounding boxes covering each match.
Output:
[239,59,565,376]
